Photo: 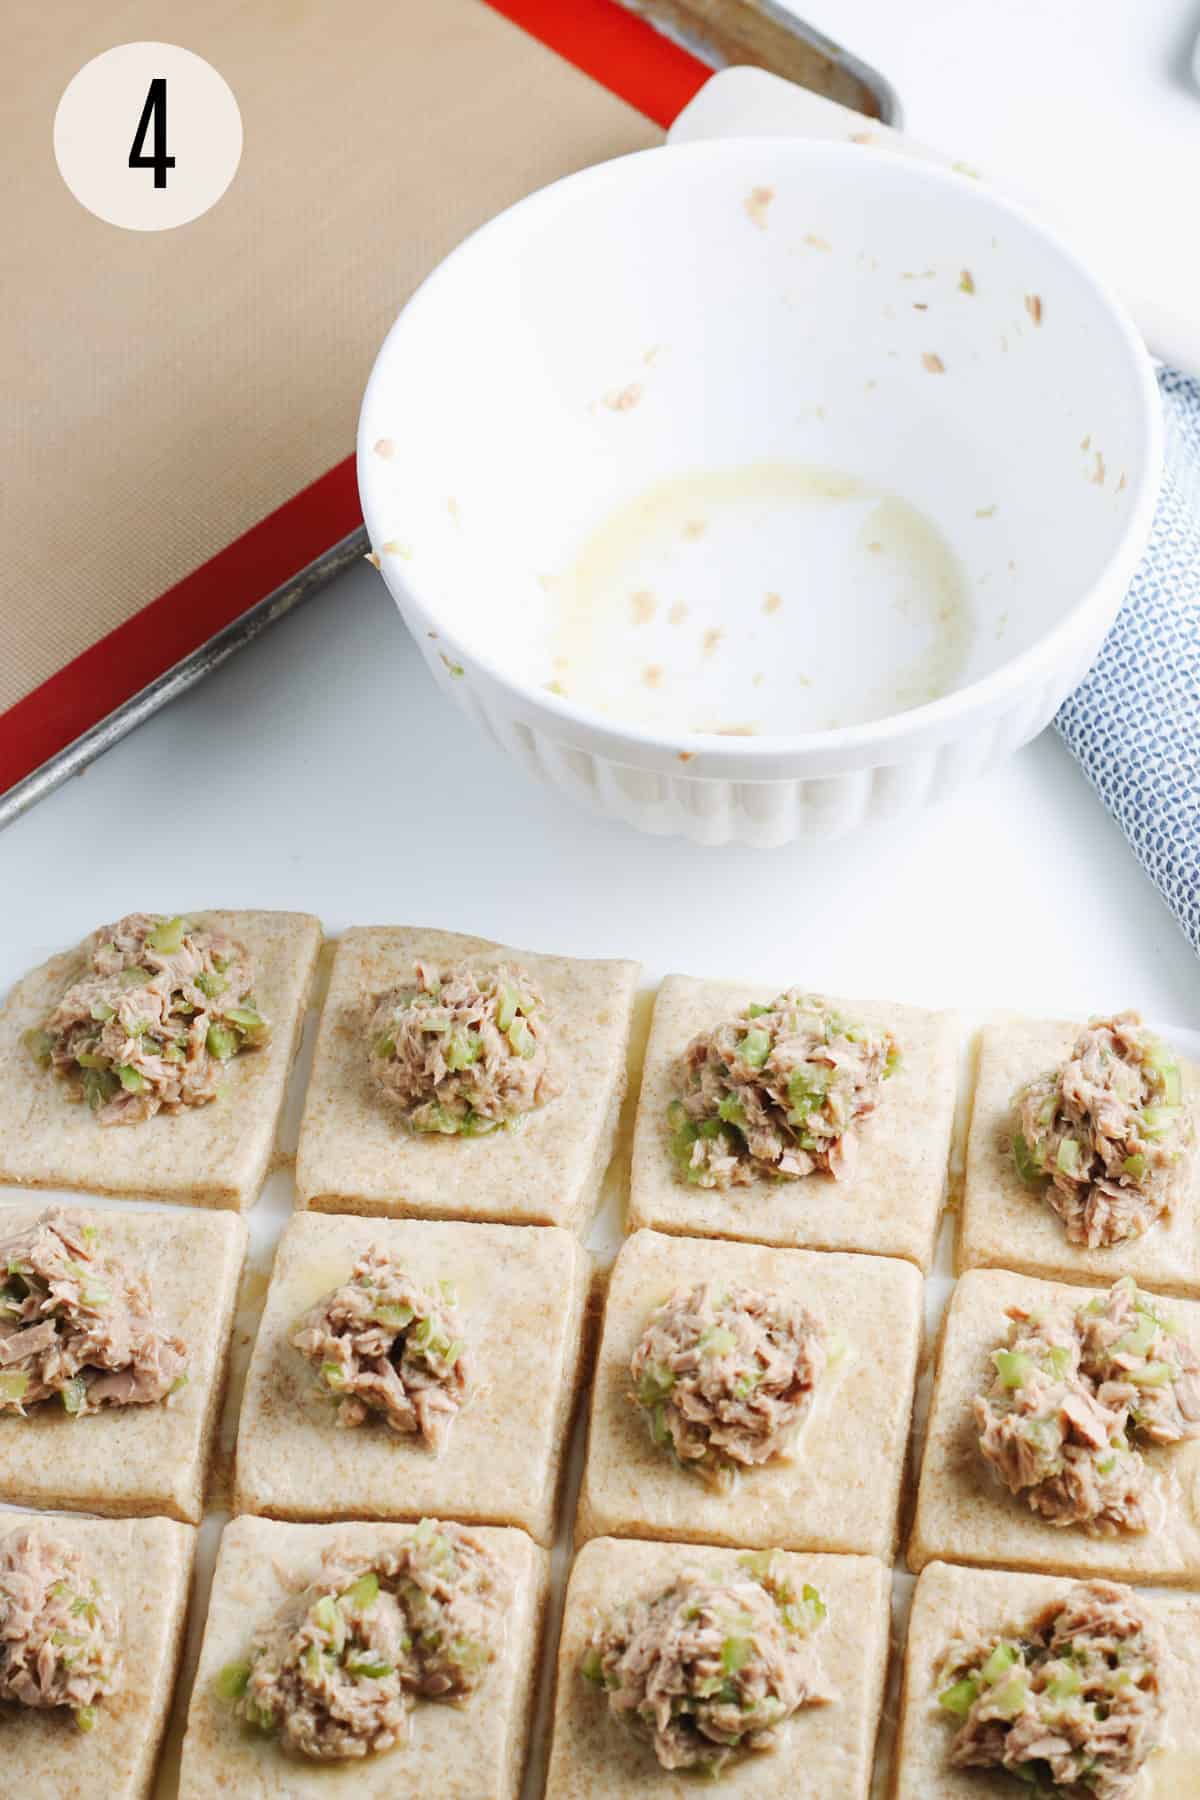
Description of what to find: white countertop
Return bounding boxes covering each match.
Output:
[3,560,1197,1025]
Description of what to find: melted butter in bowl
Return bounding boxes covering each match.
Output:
[547,460,972,737]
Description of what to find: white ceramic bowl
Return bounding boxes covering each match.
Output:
[358,138,1161,846]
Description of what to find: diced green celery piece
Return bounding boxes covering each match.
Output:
[439,1280,458,1304]
[990,1673,1028,1718]
[226,1006,265,1036]
[636,1363,675,1406]
[23,1027,54,1068]
[1012,1133,1041,1184]
[508,1016,536,1059]
[980,1643,1018,1685]
[195,971,226,998]
[1124,1153,1147,1180]
[1129,1361,1172,1387]
[938,1676,979,1717]
[215,1660,251,1701]
[444,1339,465,1364]
[76,1050,107,1070]
[444,1028,480,1071]
[412,1100,461,1135]
[313,1596,340,1637]
[346,1656,391,1680]
[206,1024,238,1062]
[1160,1065,1183,1106]
[1141,1106,1181,1139]
[1042,1345,1072,1380]
[301,1643,324,1680]
[495,983,519,1032]
[697,1117,725,1140]
[650,1403,669,1446]
[1097,1454,1117,1475]
[321,1362,345,1389]
[699,1326,737,1356]
[992,1350,1031,1390]
[738,1027,771,1069]
[89,1001,115,1023]
[149,916,187,953]
[0,1372,29,1403]
[721,1636,753,1674]
[717,1095,747,1127]
[116,1064,146,1094]
[373,1033,396,1059]
[75,1706,98,1732]
[169,1371,189,1396]
[61,1377,87,1416]
[82,1282,110,1307]
[581,1647,605,1685]
[340,1572,379,1613]
[460,1109,501,1137]
[738,1549,774,1582]
[800,1584,825,1623]
[1048,1665,1082,1700]
[884,1041,902,1079]
[1116,1314,1157,1358]
[375,1303,414,1331]
[1055,1138,1083,1176]
[745,1002,770,1018]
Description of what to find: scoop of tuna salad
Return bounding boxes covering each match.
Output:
[291,1248,468,1450]
[630,1281,825,1488]
[0,1530,120,1730]
[669,991,898,1189]
[0,1209,186,1418]
[218,1520,507,1761]
[365,961,558,1136]
[1012,1013,1190,1248]
[937,1579,1163,1799]
[24,912,270,1127]
[974,1278,1200,1534]
[582,1551,829,1774]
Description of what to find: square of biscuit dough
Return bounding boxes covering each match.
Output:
[179,1515,547,1800]
[894,1559,1200,1798]
[0,1202,245,1522]
[627,974,958,1267]
[0,1511,194,1800]
[959,1015,1200,1296]
[545,1536,889,1799]
[910,1266,1200,1584]
[577,1228,921,1560]
[295,926,639,1230]
[0,910,322,1210]
[234,1211,587,1543]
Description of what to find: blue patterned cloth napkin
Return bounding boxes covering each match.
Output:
[1056,370,1200,954]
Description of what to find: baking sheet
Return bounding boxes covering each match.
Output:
[3,952,1196,1794]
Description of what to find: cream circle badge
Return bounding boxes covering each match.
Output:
[53,43,242,232]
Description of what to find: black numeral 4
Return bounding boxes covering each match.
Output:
[129,77,175,189]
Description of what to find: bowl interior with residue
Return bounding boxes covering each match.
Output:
[358,139,1157,747]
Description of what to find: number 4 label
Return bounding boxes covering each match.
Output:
[128,77,176,188]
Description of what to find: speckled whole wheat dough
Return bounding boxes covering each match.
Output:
[0,911,322,1209]
[179,1515,548,1800]
[294,926,639,1230]
[545,1536,889,1799]
[893,1560,1200,1799]
[910,1267,1200,1584]
[576,1228,921,1559]
[628,975,958,1267]
[0,1511,194,1800]
[959,1015,1200,1295]
[0,1202,245,1521]
[234,1212,588,1543]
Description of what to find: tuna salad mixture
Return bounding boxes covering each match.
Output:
[937,1579,1164,1799]
[975,1277,1200,1534]
[292,1248,468,1450]
[669,991,898,1189]
[0,1530,120,1730]
[582,1551,829,1775]
[25,912,270,1126]
[219,1520,507,1761]
[1012,1014,1190,1248]
[630,1281,825,1489]
[0,1209,186,1418]
[366,961,559,1136]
